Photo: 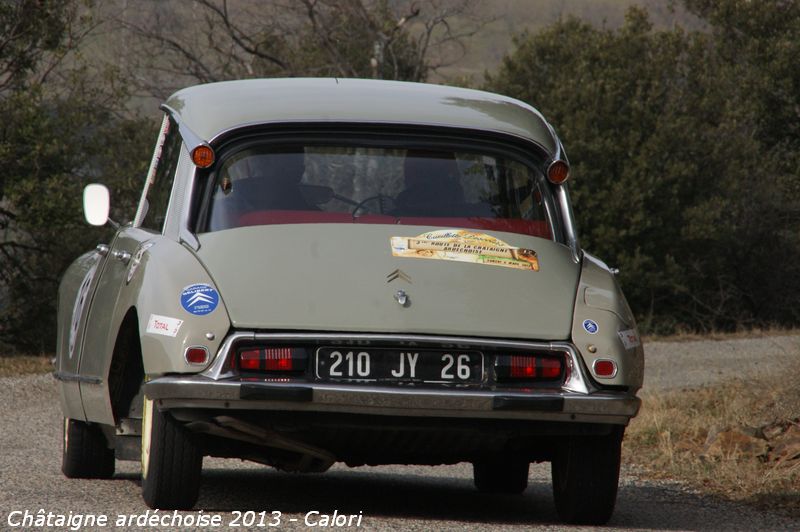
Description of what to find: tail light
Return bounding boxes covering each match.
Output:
[185,346,209,365]
[236,346,308,375]
[592,359,617,378]
[495,353,565,383]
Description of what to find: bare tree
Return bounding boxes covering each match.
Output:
[0,0,92,96]
[112,0,488,99]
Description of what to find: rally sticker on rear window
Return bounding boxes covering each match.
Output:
[146,314,183,337]
[390,230,539,271]
[180,284,219,315]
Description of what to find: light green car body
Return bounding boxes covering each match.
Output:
[56,78,643,455]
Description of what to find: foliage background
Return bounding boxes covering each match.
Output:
[488,3,800,333]
[1,0,799,352]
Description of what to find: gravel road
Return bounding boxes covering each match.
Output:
[643,334,800,392]
[1,336,799,531]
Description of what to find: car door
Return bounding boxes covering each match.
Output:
[56,246,111,421]
[77,115,182,424]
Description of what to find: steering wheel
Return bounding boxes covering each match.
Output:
[351,194,395,216]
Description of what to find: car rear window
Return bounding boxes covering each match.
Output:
[202,143,556,240]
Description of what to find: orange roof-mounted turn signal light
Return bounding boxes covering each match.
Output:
[191,144,215,168]
[547,159,570,184]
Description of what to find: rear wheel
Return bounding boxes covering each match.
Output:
[141,397,202,509]
[551,427,623,525]
[473,456,529,494]
[61,417,115,479]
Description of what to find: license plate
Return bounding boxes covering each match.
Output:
[315,347,483,384]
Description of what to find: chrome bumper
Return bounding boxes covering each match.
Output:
[145,332,640,425]
[144,377,640,425]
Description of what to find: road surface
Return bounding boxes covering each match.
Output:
[2,335,799,530]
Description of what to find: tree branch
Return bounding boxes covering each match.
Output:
[195,0,290,72]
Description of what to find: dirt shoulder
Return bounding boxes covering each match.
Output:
[643,333,800,392]
[627,333,800,518]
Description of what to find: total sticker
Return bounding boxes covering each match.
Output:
[180,284,219,316]
[146,314,183,337]
[618,328,641,349]
[582,319,599,334]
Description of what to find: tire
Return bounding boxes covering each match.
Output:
[141,397,202,509]
[61,417,115,479]
[473,457,529,494]
[551,426,624,525]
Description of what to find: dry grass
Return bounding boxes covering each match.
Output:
[0,355,53,377]
[624,358,800,517]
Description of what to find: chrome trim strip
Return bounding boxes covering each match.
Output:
[553,341,594,394]
[202,332,595,395]
[551,131,563,162]
[204,331,255,380]
[178,164,200,250]
[162,147,193,243]
[162,104,203,250]
[160,104,206,152]
[547,125,577,258]
[52,371,102,385]
[555,184,581,263]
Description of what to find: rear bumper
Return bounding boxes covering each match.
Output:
[146,332,640,426]
[144,376,640,425]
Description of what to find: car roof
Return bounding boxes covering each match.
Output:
[163,78,561,156]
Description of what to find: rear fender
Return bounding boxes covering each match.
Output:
[79,232,231,425]
[571,253,644,391]
[125,237,231,377]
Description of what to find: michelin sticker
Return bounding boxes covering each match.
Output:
[391,230,539,271]
[180,284,219,316]
[618,328,641,349]
[146,314,183,337]
[582,319,599,334]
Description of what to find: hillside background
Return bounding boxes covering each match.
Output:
[443,0,703,80]
[1,0,798,353]
[84,0,704,112]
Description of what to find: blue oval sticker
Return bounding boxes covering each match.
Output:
[582,319,599,334]
[180,284,219,316]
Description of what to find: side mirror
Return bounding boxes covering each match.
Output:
[83,184,110,226]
